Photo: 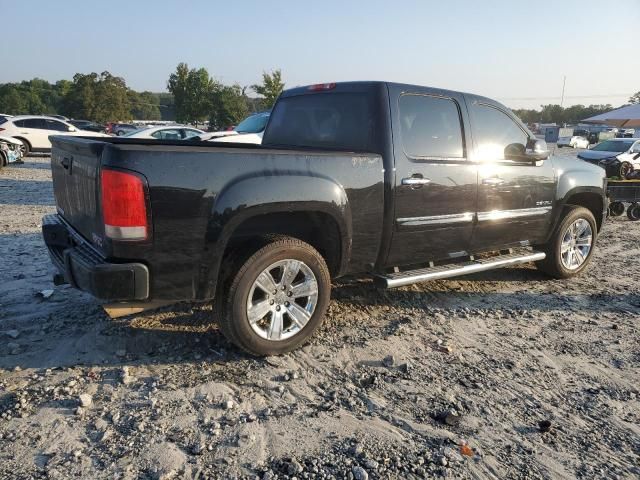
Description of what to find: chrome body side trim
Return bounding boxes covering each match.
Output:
[476,207,552,222]
[397,212,474,226]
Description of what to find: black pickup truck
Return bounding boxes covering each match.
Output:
[43,81,607,355]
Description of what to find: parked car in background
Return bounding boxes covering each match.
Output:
[0,135,23,168]
[69,120,106,133]
[0,114,12,123]
[44,81,606,355]
[578,138,640,177]
[124,125,205,140]
[112,123,139,136]
[557,134,589,149]
[0,115,108,155]
[198,112,270,144]
[49,115,69,121]
[616,128,636,138]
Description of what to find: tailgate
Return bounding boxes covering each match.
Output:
[50,136,107,251]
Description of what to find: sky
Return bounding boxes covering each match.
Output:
[1,0,639,109]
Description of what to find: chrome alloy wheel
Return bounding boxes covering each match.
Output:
[246,259,318,341]
[560,218,593,270]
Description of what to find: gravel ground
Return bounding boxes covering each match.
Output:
[0,153,639,479]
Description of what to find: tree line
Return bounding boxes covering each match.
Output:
[0,65,284,127]
[513,91,639,126]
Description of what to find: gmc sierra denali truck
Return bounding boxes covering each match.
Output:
[43,81,607,355]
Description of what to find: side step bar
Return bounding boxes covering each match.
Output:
[375,251,546,289]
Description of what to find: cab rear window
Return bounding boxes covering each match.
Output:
[264,93,376,151]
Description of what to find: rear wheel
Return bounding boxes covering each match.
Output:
[217,236,331,356]
[536,206,597,279]
[627,203,640,221]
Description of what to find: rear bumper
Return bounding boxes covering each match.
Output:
[42,214,149,301]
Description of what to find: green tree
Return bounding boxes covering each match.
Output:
[209,84,249,130]
[0,84,27,114]
[168,63,216,123]
[129,91,161,120]
[629,91,640,104]
[251,69,284,109]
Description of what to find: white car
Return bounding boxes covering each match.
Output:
[0,115,108,156]
[0,135,23,167]
[123,125,205,140]
[199,112,270,145]
[557,135,590,149]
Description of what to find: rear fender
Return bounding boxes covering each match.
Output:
[198,173,352,299]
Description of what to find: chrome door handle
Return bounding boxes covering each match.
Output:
[482,177,505,186]
[402,177,431,186]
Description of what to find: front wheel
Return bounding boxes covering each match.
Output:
[217,237,331,356]
[536,206,597,279]
[16,138,30,157]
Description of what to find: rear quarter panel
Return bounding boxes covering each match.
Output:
[101,144,384,301]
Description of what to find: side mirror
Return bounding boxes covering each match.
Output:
[505,139,549,162]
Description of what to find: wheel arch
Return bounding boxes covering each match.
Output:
[197,174,352,300]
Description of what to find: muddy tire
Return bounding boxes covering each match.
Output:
[217,236,331,356]
[536,206,597,279]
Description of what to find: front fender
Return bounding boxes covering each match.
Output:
[550,155,607,230]
[199,173,352,299]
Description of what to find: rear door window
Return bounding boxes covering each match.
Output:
[265,92,376,151]
[399,94,464,159]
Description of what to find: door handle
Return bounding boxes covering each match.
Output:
[61,157,71,170]
[482,177,505,186]
[402,176,431,187]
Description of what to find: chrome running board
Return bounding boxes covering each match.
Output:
[375,251,546,288]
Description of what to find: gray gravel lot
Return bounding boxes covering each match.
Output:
[0,154,639,479]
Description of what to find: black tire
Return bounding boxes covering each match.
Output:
[536,206,597,279]
[627,203,640,221]
[609,201,625,217]
[620,161,633,179]
[0,151,6,169]
[217,236,331,356]
[15,138,30,157]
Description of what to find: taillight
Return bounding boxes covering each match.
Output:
[308,83,336,91]
[100,169,149,241]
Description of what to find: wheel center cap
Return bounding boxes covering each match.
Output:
[275,291,287,305]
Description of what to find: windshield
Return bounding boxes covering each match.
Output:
[592,140,633,152]
[235,113,270,133]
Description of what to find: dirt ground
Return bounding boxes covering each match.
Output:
[1,154,639,480]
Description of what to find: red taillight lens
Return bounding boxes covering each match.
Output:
[308,83,336,91]
[101,169,148,240]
